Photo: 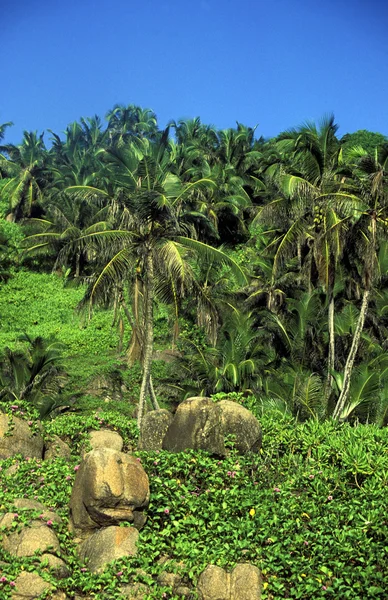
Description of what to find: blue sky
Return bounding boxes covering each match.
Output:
[2,0,388,144]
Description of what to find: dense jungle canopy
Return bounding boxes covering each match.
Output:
[1,108,388,426]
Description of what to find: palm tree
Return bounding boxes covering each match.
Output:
[0,335,67,418]
[253,115,363,405]
[332,143,388,419]
[178,310,271,396]
[0,121,13,144]
[23,190,110,278]
[0,131,49,221]
[58,136,247,426]
[106,104,158,145]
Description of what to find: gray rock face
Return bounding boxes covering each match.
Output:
[10,571,53,599]
[219,400,262,454]
[79,526,139,573]
[0,414,43,460]
[119,583,150,599]
[231,564,262,599]
[44,434,72,461]
[40,553,70,578]
[138,409,173,451]
[162,397,226,455]
[12,498,62,524]
[197,565,229,600]
[86,429,124,453]
[1,519,61,557]
[197,563,262,600]
[162,398,261,456]
[70,448,149,535]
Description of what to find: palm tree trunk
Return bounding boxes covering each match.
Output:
[75,252,81,278]
[127,276,144,365]
[137,251,154,428]
[149,376,160,410]
[332,289,370,420]
[324,293,335,406]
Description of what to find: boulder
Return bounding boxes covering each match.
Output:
[162,397,226,455]
[218,401,262,453]
[10,572,53,599]
[175,586,192,598]
[12,498,62,524]
[197,565,229,600]
[138,409,173,451]
[197,564,262,600]
[44,434,72,461]
[79,526,138,573]
[1,519,61,557]
[119,583,150,599]
[157,570,182,589]
[0,414,43,460]
[86,429,124,453]
[70,448,149,535]
[230,564,262,599]
[40,553,70,578]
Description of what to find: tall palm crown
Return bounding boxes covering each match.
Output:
[52,135,246,425]
[0,131,50,220]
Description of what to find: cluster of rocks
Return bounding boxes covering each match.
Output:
[0,398,263,599]
[139,397,262,455]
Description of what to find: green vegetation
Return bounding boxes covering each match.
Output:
[1,108,388,597]
[0,405,387,598]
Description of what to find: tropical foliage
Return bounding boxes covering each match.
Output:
[0,109,387,425]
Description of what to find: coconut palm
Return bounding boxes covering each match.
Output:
[253,115,363,406]
[0,121,13,145]
[23,190,110,278]
[58,136,247,425]
[0,131,49,221]
[178,310,271,397]
[0,335,67,418]
[106,104,158,145]
[332,143,388,418]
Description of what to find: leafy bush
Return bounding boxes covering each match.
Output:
[0,414,387,598]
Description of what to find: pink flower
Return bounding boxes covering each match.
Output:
[304,540,309,546]
[13,513,19,518]
[227,471,232,476]
[327,495,333,501]
[66,476,71,480]
[0,576,7,583]
[9,581,16,587]
[10,405,18,410]
[153,461,158,465]
[74,465,80,471]
[116,571,123,576]
[136,457,141,462]
[39,513,45,519]
[322,585,327,590]
[46,520,53,526]
[274,487,280,493]
[27,421,33,426]
[309,474,314,479]
[164,508,170,515]
[80,567,87,572]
